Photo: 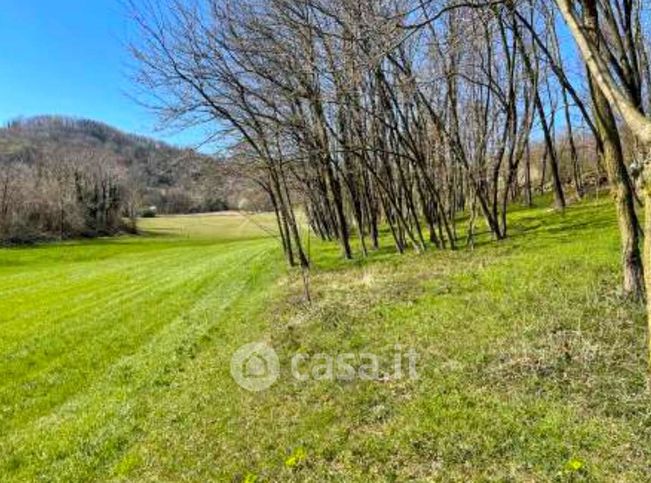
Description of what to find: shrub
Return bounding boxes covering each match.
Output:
[140,207,158,218]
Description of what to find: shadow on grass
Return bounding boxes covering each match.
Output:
[309,194,621,275]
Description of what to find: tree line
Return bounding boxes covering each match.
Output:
[130,3,647,273]
[0,116,262,243]
[0,144,127,243]
[131,1,651,365]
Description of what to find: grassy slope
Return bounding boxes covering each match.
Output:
[0,213,282,481]
[1,198,650,481]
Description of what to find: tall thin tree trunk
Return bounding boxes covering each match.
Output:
[524,142,533,206]
[583,1,645,300]
[645,161,651,381]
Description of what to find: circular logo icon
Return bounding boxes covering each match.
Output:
[230,342,279,392]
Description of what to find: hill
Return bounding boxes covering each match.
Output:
[0,116,228,214]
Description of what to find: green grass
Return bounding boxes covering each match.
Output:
[1,199,650,481]
[136,211,280,241]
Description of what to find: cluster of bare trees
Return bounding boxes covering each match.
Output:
[131,1,651,327]
[0,114,259,243]
[0,147,127,243]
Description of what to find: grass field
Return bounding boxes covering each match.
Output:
[1,198,651,481]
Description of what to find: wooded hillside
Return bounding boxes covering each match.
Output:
[0,116,265,243]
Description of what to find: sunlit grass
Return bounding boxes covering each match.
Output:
[136,211,280,241]
[1,196,650,481]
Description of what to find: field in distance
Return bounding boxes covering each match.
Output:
[137,210,280,240]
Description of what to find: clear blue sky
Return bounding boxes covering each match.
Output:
[0,0,208,148]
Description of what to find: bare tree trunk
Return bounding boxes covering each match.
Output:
[562,87,584,199]
[645,167,651,380]
[583,0,644,300]
[554,0,651,145]
[524,141,533,206]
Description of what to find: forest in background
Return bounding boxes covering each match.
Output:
[0,115,268,243]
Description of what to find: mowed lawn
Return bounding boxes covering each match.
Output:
[2,198,651,481]
[0,212,283,481]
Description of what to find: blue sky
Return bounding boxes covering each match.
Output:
[0,0,208,148]
[0,1,590,150]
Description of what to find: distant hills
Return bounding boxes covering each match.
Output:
[0,115,230,214]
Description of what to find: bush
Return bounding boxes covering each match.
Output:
[141,207,158,218]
